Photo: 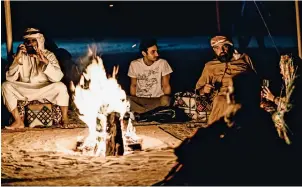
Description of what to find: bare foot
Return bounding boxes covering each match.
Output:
[61,118,76,129]
[5,121,25,130]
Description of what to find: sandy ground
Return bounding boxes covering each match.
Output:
[1,126,182,186]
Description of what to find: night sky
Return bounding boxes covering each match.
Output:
[1,1,300,42]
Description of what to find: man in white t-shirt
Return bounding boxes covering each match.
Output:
[127,38,173,113]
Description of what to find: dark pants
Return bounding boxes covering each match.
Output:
[128,95,171,114]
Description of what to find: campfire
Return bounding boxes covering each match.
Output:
[70,48,142,157]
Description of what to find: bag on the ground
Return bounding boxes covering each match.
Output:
[173,91,212,121]
[26,103,53,128]
[136,106,191,123]
[13,100,62,128]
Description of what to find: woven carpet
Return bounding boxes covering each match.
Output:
[158,123,207,141]
[19,110,208,138]
[67,110,87,128]
[69,111,208,141]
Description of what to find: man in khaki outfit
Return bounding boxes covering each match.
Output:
[196,35,257,125]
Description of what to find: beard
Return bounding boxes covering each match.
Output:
[26,46,36,55]
[216,46,234,62]
[217,51,233,62]
[152,56,159,61]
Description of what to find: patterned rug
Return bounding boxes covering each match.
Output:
[67,110,87,128]
[5,109,207,138]
[158,123,207,141]
[67,111,208,140]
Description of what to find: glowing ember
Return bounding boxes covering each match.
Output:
[71,48,141,157]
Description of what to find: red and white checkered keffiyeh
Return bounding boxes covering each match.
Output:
[210,36,233,47]
[210,36,241,60]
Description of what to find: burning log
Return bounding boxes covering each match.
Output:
[105,112,124,156]
[122,117,143,152]
[75,112,142,156]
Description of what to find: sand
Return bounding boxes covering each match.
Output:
[1,41,297,186]
[1,126,182,186]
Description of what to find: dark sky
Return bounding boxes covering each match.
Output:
[1,1,300,41]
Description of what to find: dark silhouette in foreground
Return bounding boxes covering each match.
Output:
[155,71,302,186]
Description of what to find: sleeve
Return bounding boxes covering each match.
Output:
[6,57,22,82]
[244,54,257,74]
[195,64,211,91]
[274,96,287,110]
[42,51,64,82]
[161,59,173,76]
[127,61,137,78]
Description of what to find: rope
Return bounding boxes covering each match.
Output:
[253,1,280,56]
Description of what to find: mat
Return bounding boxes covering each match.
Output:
[158,123,207,141]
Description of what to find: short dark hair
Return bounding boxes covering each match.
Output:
[139,38,157,53]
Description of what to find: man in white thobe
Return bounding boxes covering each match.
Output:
[2,28,70,129]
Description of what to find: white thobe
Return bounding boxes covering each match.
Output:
[2,49,69,112]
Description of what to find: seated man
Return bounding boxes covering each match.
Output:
[2,28,70,129]
[195,35,257,125]
[127,38,173,114]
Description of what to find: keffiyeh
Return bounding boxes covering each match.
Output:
[23,28,45,51]
[210,36,233,47]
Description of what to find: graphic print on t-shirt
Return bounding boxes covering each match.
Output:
[136,67,160,97]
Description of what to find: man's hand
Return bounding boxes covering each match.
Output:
[15,44,27,60]
[34,46,49,64]
[262,86,275,102]
[203,84,214,94]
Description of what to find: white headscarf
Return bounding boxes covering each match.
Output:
[22,28,46,77]
[23,28,45,51]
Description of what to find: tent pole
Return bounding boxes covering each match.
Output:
[295,0,301,58]
[4,0,13,61]
[216,1,221,33]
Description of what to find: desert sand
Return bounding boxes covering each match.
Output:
[1,125,182,186]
